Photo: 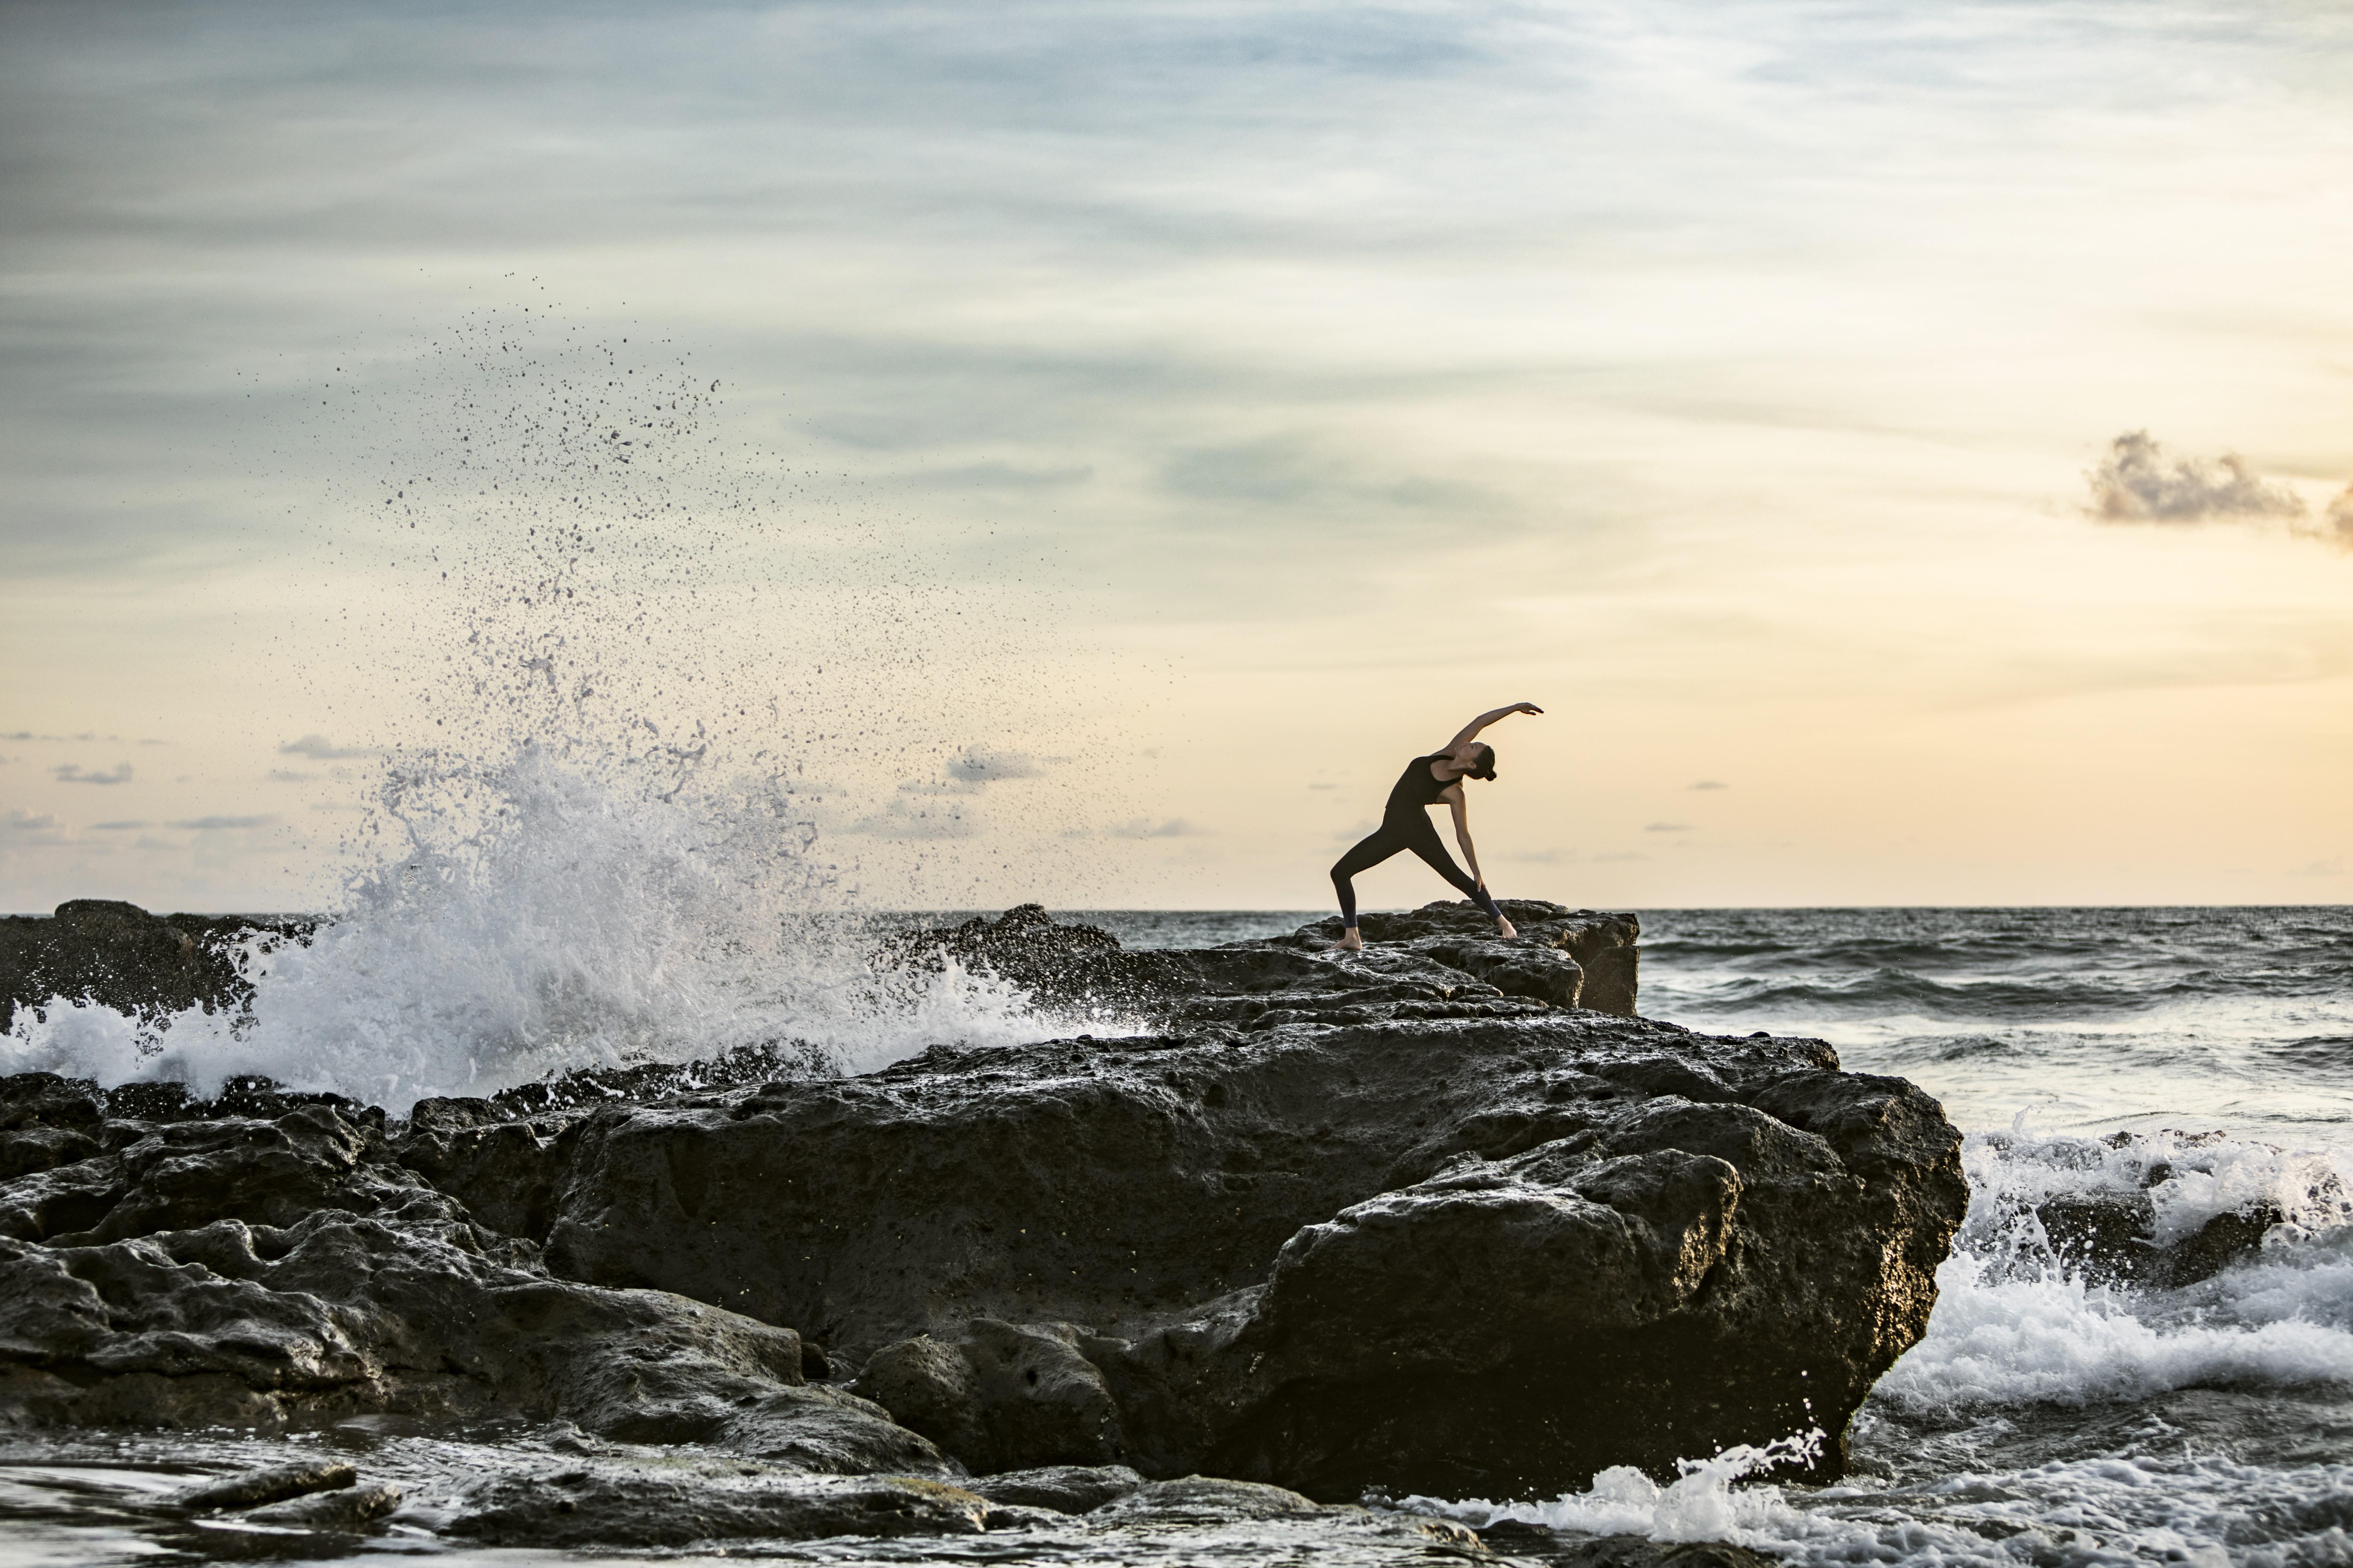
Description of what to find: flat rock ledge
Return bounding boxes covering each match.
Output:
[1,899,1967,1531]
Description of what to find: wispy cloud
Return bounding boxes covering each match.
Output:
[1644,822,1691,833]
[266,768,319,783]
[3,810,64,839]
[89,820,148,830]
[55,762,132,785]
[2086,432,2304,524]
[945,746,1044,784]
[279,735,381,761]
[167,814,275,830]
[1106,817,1207,839]
[1689,780,1728,791]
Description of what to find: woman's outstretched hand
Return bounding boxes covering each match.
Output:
[1511,702,1544,715]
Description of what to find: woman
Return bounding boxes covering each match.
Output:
[1330,702,1543,952]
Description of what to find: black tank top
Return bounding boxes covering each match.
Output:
[1382,754,1454,822]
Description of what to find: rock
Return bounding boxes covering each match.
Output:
[1479,1528,1781,1568]
[2163,1204,2282,1286]
[242,1480,403,1530]
[442,1463,992,1547]
[1089,1474,1326,1524]
[0,900,1964,1518]
[960,1463,1145,1513]
[0,900,307,1035]
[0,1075,950,1479]
[169,1458,355,1512]
[855,1318,1127,1473]
[515,943,1958,1498]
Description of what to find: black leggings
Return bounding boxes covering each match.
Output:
[1330,813,1502,927]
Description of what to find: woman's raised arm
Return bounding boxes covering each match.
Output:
[1446,701,1544,750]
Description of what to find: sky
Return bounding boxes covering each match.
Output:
[3,0,2349,913]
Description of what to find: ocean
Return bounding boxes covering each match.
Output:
[4,903,2350,1566]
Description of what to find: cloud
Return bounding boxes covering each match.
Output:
[266,769,319,783]
[279,735,380,760]
[2086,431,2305,524]
[55,762,132,785]
[1689,780,1728,791]
[945,746,1044,785]
[1506,846,1579,864]
[3,810,64,839]
[1107,817,1207,839]
[1644,822,1691,833]
[167,814,275,831]
[849,804,981,841]
[2330,481,2353,544]
[308,801,369,813]
[89,820,148,830]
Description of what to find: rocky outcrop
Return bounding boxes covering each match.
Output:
[0,899,307,1035]
[892,898,1640,1017]
[0,1075,947,1477]
[2,900,1964,1527]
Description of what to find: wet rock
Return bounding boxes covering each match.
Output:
[242,1480,403,1530]
[442,1462,991,1547]
[530,983,1955,1499]
[2163,1204,2282,1287]
[0,900,307,1034]
[169,1458,355,1512]
[0,1076,949,1478]
[2033,1189,2283,1288]
[961,1463,1144,1513]
[2,901,1962,1514]
[1478,1527,1779,1568]
[1090,1474,1326,1524]
[856,1318,1127,1473]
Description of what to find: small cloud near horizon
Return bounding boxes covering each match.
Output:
[2086,431,2304,524]
[945,746,1045,785]
[167,814,275,831]
[55,762,133,785]
[1644,822,1692,833]
[279,735,380,761]
[90,820,148,830]
[1689,780,1728,791]
[266,769,319,783]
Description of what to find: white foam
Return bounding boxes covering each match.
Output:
[3,745,1083,1113]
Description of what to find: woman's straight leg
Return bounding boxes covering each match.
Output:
[1330,825,1410,927]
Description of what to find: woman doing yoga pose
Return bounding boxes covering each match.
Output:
[1330,702,1543,952]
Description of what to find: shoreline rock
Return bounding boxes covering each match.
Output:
[3,898,1960,1524]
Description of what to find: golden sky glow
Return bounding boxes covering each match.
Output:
[3,1,2348,911]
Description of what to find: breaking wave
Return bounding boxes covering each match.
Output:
[3,745,1080,1113]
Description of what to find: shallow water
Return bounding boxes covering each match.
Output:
[6,904,2350,1566]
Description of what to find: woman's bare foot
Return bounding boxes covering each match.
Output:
[1495,916,1518,940]
[1335,927,1364,952]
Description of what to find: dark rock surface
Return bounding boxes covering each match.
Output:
[442,1464,995,1547]
[893,897,1640,1018]
[4,898,1967,1538]
[0,900,307,1035]
[0,1074,949,1478]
